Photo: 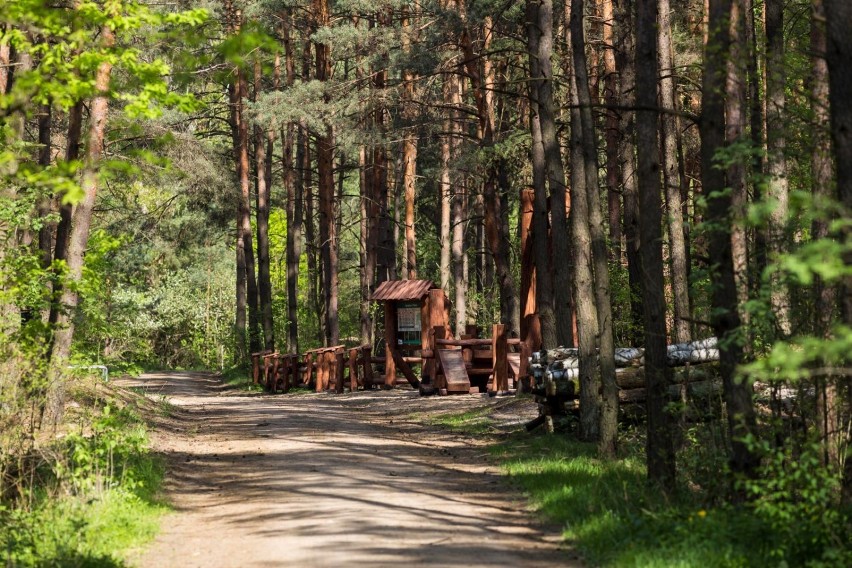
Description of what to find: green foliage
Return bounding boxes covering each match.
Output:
[0,386,166,567]
[495,433,852,567]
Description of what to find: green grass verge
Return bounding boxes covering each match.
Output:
[493,433,850,567]
[1,397,169,567]
[219,364,263,392]
[430,405,494,435]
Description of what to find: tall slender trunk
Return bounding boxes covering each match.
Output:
[570,0,617,453]
[283,19,301,355]
[401,10,418,280]
[36,104,53,269]
[726,0,751,342]
[614,0,643,345]
[49,25,114,411]
[254,58,274,351]
[810,0,840,470]
[823,0,852,503]
[526,0,558,349]
[536,0,573,348]
[658,0,691,343]
[238,65,260,355]
[53,101,83,267]
[637,0,676,486]
[601,0,622,262]
[765,0,791,336]
[703,0,759,481]
[314,0,338,347]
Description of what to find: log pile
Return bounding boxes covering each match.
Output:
[526,338,722,431]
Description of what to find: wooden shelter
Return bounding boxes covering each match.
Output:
[369,279,450,388]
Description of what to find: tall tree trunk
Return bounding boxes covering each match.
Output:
[254,58,274,351]
[36,104,53,269]
[570,0,618,454]
[53,101,83,267]
[614,0,643,345]
[536,0,574,348]
[765,0,791,336]
[239,65,260,356]
[401,9,418,280]
[823,0,852,503]
[703,0,759,482]
[566,0,601,443]
[283,19,301,355]
[637,0,676,486]
[725,0,751,344]
[49,25,114,413]
[658,0,691,343]
[526,0,558,350]
[314,0,339,347]
[601,0,622,262]
[810,0,840,471]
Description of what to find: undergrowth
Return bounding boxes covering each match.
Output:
[0,379,168,567]
[493,432,851,567]
[429,402,850,566]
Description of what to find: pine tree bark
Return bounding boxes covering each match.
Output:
[613,0,643,345]
[765,0,791,336]
[314,0,339,347]
[570,0,618,453]
[283,19,301,355]
[254,58,274,351]
[50,24,114,384]
[702,0,759,482]
[526,0,558,350]
[535,0,573,348]
[36,103,53,269]
[725,0,751,342]
[53,101,83,267]
[601,0,622,262]
[238,65,260,355]
[401,9,418,280]
[823,0,852,503]
[810,0,840,471]
[637,0,676,486]
[658,0,691,343]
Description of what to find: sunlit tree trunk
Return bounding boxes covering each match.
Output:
[823,0,852,503]
[637,0,676,486]
[254,58,274,351]
[658,0,691,343]
[526,0,558,349]
[50,25,114,413]
[703,0,759,483]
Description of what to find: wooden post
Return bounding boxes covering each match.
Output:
[492,323,508,392]
[384,301,397,388]
[335,347,345,393]
[281,355,290,393]
[362,344,374,387]
[348,348,359,390]
[520,188,536,342]
[252,352,261,384]
[420,296,432,382]
[433,325,447,390]
[271,354,280,392]
[316,351,327,392]
[304,352,315,388]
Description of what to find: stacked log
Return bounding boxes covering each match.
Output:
[526,338,722,430]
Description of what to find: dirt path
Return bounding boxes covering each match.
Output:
[120,372,576,567]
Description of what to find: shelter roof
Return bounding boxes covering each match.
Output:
[369,279,434,302]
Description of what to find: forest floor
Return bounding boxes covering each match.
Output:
[116,371,577,567]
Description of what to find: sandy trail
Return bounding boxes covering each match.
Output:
[121,372,575,567]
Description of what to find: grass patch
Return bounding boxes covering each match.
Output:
[430,406,494,435]
[493,433,851,567]
[219,364,263,392]
[0,385,169,567]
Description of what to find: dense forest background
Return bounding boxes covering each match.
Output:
[1,0,851,564]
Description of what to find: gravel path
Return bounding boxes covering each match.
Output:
[120,372,576,567]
